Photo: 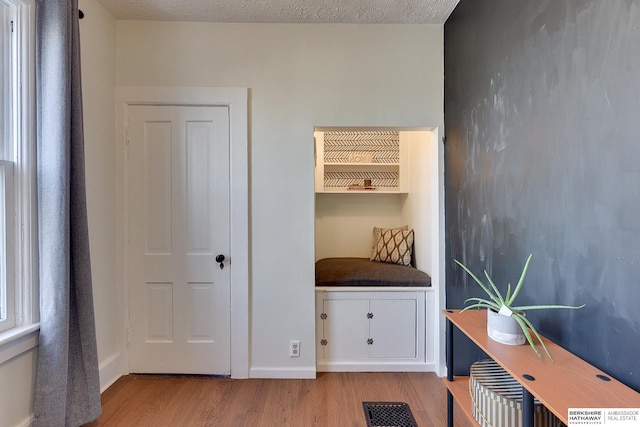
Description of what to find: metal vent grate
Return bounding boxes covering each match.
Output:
[363,402,418,427]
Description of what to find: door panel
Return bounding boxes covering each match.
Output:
[370,299,417,358]
[322,299,370,359]
[144,121,172,254]
[127,105,230,375]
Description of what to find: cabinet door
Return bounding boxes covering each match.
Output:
[321,299,369,359]
[369,299,417,358]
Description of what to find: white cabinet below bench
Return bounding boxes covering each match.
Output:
[315,287,435,372]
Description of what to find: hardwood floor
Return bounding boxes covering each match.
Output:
[84,372,475,426]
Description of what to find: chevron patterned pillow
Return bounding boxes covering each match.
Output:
[371,228,414,266]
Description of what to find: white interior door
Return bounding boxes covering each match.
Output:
[127,105,230,375]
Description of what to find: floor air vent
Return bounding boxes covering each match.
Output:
[363,402,418,427]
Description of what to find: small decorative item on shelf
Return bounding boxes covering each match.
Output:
[348,181,376,190]
[348,153,372,163]
[455,253,585,358]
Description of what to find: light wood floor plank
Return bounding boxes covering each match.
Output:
[84,372,476,426]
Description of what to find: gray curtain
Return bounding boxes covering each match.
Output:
[33,0,101,425]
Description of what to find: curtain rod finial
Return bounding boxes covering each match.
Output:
[79,10,84,19]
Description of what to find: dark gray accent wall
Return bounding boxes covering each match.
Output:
[444,0,640,390]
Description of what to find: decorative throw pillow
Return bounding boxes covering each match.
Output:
[371,225,408,259]
[371,229,414,266]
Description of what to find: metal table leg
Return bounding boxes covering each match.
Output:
[523,387,534,427]
[446,317,454,427]
[447,390,454,427]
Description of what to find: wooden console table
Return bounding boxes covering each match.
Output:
[443,309,640,427]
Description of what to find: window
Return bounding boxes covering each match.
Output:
[0,0,35,337]
[0,161,15,332]
[1,0,16,333]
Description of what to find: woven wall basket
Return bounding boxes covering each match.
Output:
[470,359,564,427]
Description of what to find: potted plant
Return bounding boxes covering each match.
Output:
[455,254,585,358]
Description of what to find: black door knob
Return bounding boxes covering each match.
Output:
[216,254,225,269]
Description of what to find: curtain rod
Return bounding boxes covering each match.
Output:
[79,9,84,19]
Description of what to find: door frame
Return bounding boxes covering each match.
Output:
[116,87,249,378]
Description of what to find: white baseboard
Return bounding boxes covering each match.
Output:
[99,351,126,392]
[250,366,316,379]
[15,415,34,427]
[317,361,437,373]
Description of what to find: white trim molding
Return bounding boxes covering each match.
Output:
[98,351,126,393]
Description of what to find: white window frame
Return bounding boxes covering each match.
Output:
[0,0,37,363]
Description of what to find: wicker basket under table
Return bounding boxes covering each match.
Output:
[470,359,564,427]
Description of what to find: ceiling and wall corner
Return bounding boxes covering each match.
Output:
[95,0,460,24]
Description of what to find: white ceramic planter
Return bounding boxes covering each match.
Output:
[487,309,526,345]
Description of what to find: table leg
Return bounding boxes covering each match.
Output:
[447,390,454,427]
[446,318,454,381]
[523,387,534,427]
[446,318,454,426]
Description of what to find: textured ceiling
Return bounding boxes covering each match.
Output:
[94,0,460,24]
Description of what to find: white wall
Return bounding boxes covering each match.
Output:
[315,193,404,259]
[79,0,122,390]
[115,21,444,376]
[400,130,434,272]
[0,347,37,427]
[400,129,446,374]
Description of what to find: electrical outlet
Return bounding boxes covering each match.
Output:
[290,340,300,357]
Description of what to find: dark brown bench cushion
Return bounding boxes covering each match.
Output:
[315,257,431,287]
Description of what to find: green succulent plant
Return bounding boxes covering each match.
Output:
[455,254,585,358]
